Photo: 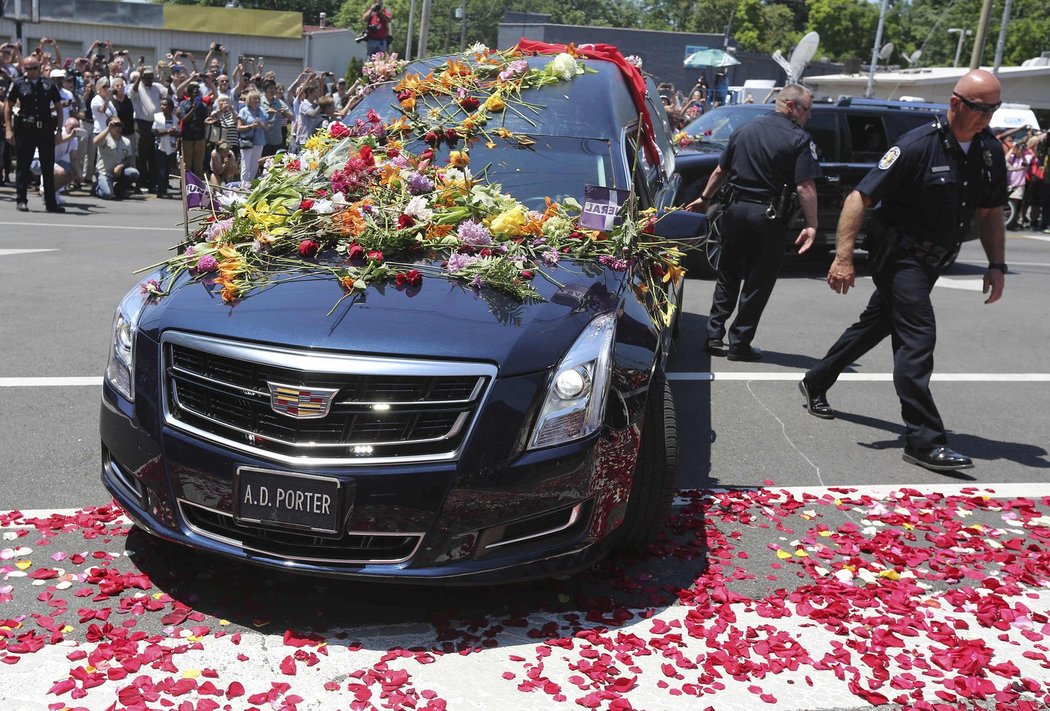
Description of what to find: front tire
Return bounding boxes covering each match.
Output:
[616,371,678,551]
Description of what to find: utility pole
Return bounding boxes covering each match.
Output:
[969,0,994,69]
[405,0,416,61]
[992,0,1014,74]
[458,0,467,52]
[417,0,432,59]
[864,0,890,98]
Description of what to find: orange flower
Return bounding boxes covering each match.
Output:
[426,224,455,239]
[543,196,560,219]
[380,163,402,188]
[448,150,470,168]
[494,127,514,140]
[399,94,416,112]
[387,117,411,135]
[331,206,366,237]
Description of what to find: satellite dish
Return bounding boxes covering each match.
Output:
[787,32,820,83]
[906,49,922,67]
[878,42,895,62]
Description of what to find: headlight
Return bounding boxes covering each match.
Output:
[104,281,152,401]
[528,313,616,449]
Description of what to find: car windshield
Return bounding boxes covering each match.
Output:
[682,105,773,145]
[346,85,617,206]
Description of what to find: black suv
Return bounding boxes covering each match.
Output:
[675,98,948,275]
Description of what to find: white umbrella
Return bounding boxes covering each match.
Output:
[684,49,741,69]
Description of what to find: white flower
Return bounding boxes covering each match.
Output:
[548,53,579,82]
[404,195,433,221]
[310,198,336,214]
[331,191,349,205]
[215,189,245,210]
[467,42,488,54]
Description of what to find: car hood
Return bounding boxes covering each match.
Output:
[138,259,628,377]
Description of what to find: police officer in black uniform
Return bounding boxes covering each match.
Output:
[799,69,1008,472]
[688,84,821,361]
[3,56,64,213]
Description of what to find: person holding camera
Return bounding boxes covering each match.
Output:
[132,65,164,193]
[236,90,270,184]
[32,116,82,206]
[361,0,393,56]
[177,81,210,177]
[93,117,140,199]
[4,56,65,212]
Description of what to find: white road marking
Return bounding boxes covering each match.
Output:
[668,372,1050,382]
[0,221,181,232]
[674,481,1050,506]
[0,377,103,387]
[934,276,985,291]
[1021,234,1050,243]
[0,248,58,256]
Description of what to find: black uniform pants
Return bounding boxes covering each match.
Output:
[14,125,58,209]
[805,252,947,451]
[136,119,155,189]
[706,201,786,349]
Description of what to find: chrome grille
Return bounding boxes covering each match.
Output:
[179,500,422,564]
[161,332,496,465]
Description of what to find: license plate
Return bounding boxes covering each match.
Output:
[235,467,341,534]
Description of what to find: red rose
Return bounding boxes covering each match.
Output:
[444,128,459,146]
[367,250,384,262]
[358,144,374,165]
[286,158,301,172]
[459,96,480,111]
[521,269,535,280]
[347,243,365,260]
[421,148,435,162]
[398,214,415,229]
[386,147,400,158]
[652,262,666,278]
[479,248,492,257]
[424,131,441,147]
[315,188,329,197]
[329,122,350,139]
[395,269,423,288]
[299,198,315,211]
[298,240,319,258]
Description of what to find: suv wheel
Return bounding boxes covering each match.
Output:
[685,206,722,279]
[616,370,678,552]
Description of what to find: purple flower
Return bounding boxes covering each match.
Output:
[470,274,484,290]
[447,253,480,273]
[498,59,529,82]
[457,220,491,247]
[542,249,560,265]
[531,237,546,247]
[390,155,412,169]
[196,254,218,273]
[599,254,630,271]
[184,246,197,257]
[406,171,434,195]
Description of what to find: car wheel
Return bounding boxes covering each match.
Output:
[685,208,721,279]
[616,370,678,552]
[1003,199,1017,227]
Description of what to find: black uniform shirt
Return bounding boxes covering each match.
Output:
[858,118,1008,247]
[718,111,823,199]
[10,76,60,126]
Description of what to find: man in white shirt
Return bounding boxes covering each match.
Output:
[152,97,179,198]
[32,116,81,206]
[50,69,75,123]
[93,117,140,199]
[131,65,165,193]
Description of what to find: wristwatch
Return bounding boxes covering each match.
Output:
[988,262,1008,273]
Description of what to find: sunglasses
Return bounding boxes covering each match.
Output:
[25,65,40,71]
[952,92,1001,114]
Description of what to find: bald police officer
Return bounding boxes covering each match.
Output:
[799,70,1007,472]
[4,56,65,213]
[688,84,821,361]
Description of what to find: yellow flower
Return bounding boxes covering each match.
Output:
[489,206,528,237]
[303,134,326,153]
[494,127,515,140]
[485,93,505,112]
[448,150,470,168]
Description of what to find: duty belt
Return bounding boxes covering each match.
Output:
[726,187,781,219]
[16,115,47,129]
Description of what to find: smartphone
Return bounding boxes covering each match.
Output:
[64,58,72,69]
[139,55,145,64]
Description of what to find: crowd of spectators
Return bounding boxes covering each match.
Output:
[999,128,1050,232]
[655,72,744,131]
[0,36,367,206]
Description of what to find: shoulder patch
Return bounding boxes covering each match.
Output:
[810,141,819,161]
[878,146,901,170]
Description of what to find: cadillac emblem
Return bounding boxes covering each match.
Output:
[267,382,339,419]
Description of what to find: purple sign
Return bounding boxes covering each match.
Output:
[579,185,631,231]
[184,171,213,210]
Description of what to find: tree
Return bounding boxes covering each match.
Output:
[806,0,879,61]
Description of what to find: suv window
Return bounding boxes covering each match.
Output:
[846,115,889,162]
[806,110,841,162]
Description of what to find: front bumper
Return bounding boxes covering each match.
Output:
[100,356,641,584]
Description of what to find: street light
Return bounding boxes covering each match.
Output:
[947,28,972,68]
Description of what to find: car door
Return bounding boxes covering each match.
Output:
[804,109,846,235]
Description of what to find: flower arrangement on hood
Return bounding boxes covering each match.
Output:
[141,45,688,326]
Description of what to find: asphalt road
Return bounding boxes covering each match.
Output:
[1,192,1047,507]
[2,188,1049,710]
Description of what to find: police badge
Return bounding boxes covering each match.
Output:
[878,146,901,170]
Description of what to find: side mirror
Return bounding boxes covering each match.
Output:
[647,208,708,244]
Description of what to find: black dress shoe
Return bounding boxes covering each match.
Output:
[727,345,762,362]
[16,201,28,212]
[45,205,66,214]
[903,446,974,472]
[705,338,727,357]
[798,380,834,419]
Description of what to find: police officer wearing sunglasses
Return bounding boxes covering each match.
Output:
[4,57,65,212]
[800,69,1007,473]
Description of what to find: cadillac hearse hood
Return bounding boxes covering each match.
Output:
[138,263,627,377]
